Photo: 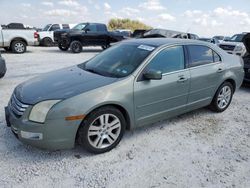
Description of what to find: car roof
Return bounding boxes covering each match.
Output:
[122,38,206,47]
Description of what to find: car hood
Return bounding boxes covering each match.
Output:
[243,33,250,53]
[15,65,118,105]
[219,41,243,46]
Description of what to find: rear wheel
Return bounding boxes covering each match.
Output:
[42,37,53,47]
[58,43,69,51]
[210,82,233,112]
[70,40,82,53]
[77,106,126,154]
[11,40,26,53]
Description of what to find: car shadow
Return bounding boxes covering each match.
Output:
[0,49,33,54]
[42,48,103,54]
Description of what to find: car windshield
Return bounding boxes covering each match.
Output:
[73,23,86,30]
[228,34,244,42]
[79,43,155,78]
[42,24,52,31]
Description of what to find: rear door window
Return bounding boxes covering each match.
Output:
[146,46,185,74]
[187,45,221,67]
[85,24,97,32]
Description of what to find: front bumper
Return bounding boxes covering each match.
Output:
[4,105,81,150]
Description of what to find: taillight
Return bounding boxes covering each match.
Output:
[34,32,39,39]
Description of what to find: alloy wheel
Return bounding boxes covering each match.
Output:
[87,114,121,149]
[217,85,232,109]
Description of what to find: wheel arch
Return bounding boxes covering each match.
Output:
[10,37,28,45]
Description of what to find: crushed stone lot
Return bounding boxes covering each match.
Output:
[0,46,250,188]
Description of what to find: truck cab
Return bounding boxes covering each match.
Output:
[38,24,76,46]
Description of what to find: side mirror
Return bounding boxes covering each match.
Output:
[143,70,162,80]
[85,28,90,33]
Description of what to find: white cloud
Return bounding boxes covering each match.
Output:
[41,2,54,7]
[139,0,165,11]
[184,10,202,17]
[104,2,111,11]
[58,0,79,7]
[159,13,176,21]
[21,3,31,7]
[44,9,77,17]
[121,7,140,16]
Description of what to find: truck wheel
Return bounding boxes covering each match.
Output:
[58,43,69,51]
[0,72,6,79]
[11,40,26,53]
[70,40,82,53]
[42,37,53,47]
[102,44,110,50]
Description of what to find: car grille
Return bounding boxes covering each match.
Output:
[9,94,29,118]
[219,45,235,51]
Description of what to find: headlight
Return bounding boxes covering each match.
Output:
[29,100,61,123]
[235,45,243,51]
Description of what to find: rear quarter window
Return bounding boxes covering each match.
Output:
[187,45,221,67]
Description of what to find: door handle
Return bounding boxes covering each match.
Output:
[217,68,224,73]
[177,76,188,83]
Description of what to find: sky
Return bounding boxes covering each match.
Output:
[0,0,250,37]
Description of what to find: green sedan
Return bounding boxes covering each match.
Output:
[5,38,244,153]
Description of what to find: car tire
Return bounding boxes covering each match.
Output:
[42,37,53,47]
[70,40,82,53]
[77,106,126,154]
[0,72,5,78]
[11,40,26,53]
[101,44,110,50]
[210,82,233,112]
[58,43,69,51]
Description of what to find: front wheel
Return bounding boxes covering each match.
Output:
[210,82,233,112]
[11,40,26,53]
[70,40,82,53]
[58,43,69,51]
[77,106,126,154]
[42,37,53,47]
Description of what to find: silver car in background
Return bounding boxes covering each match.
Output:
[5,38,244,153]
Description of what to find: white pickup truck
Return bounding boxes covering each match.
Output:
[0,23,39,53]
[38,23,76,46]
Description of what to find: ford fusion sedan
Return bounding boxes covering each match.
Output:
[5,38,244,154]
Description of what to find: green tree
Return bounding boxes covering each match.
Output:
[108,18,152,31]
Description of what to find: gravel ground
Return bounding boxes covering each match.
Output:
[0,46,249,188]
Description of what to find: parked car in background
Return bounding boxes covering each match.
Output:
[198,37,220,45]
[132,29,148,38]
[0,52,6,78]
[113,29,132,38]
[243,33,250,82]
[0,23,39,53]
[218,33,247,56]
[38,24,76,46]
[54,23,125,53]
[5,38,244,153]
[141,29,199,39]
